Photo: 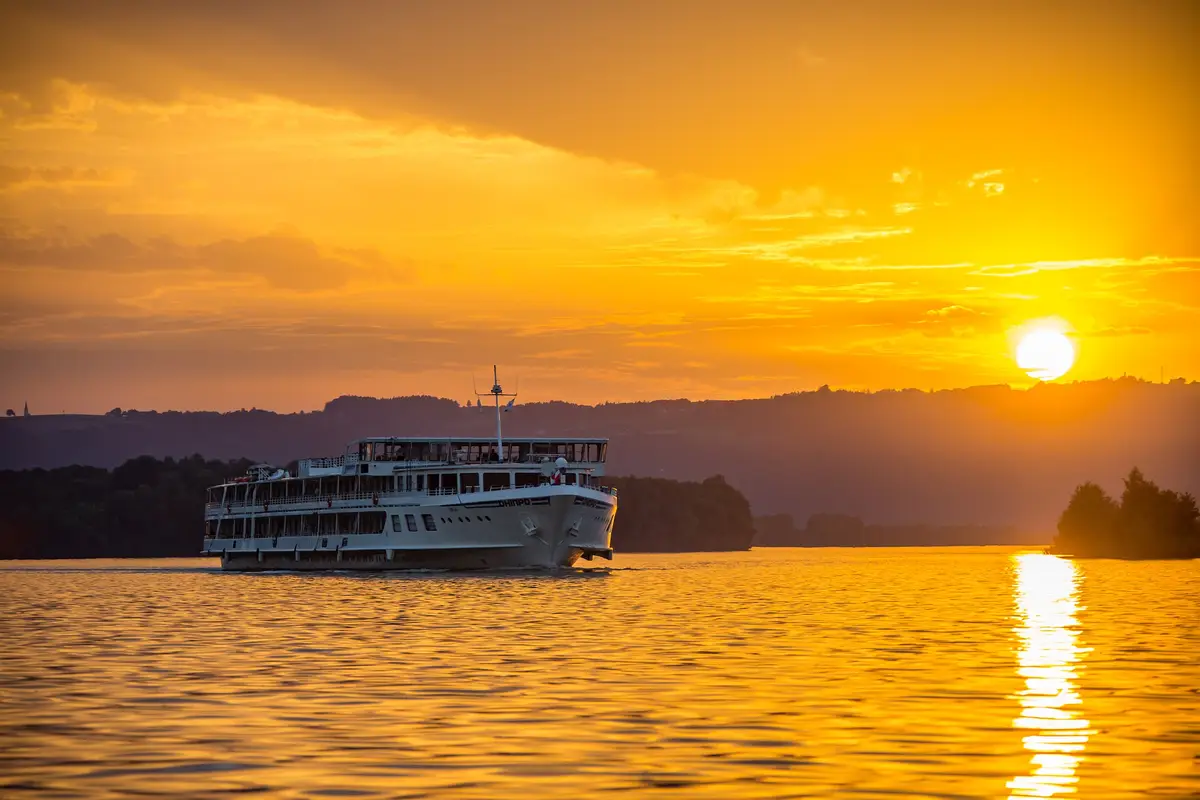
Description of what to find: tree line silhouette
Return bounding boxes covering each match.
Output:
[0,456,755,559]
[751,512,1041,547]
[607,474,755,552]
[1051,468,1200,559]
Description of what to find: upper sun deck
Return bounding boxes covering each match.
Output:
[298,436,609,478]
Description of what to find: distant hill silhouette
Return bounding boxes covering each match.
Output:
[2,378,1196,535]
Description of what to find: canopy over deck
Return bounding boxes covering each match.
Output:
[298,436,609,478]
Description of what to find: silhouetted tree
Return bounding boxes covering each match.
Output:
[1056,482,1119,556]
[1052,468,1199,559]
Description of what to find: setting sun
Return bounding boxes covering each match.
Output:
[1016,328,1076,381]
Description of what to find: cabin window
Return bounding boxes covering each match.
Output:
[422,514,437,532]
[405,514,418,532]
[483,472,510,492]
[461,472,478,493]
[415,474,425,492]
[566,473,578,485]
[515,472,540,488]
[587,443,599,462]
[392,514,402,533]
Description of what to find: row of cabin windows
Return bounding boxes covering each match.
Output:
[363,441,605,464]
[205,510,516,539]
[208,511,388,538]
[209,510,448,538]
[210,471,588,503]
[393,513,439,533]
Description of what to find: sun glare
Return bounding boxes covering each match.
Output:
[1016,327,1076,381]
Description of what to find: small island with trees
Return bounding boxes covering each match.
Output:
[1051,468,1199,559]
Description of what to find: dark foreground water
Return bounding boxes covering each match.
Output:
[0,548,1196,799]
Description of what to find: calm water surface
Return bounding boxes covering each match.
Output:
[1,548,1196,799]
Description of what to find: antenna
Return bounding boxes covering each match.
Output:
[475,365,518,461]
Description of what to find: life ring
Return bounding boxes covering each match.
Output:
[372,493,380,506]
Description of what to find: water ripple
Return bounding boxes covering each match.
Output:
[0,548,1196,798]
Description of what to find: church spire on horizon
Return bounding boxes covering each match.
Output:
[23,401,29,417]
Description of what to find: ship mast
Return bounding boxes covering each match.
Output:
[476,365,517,462]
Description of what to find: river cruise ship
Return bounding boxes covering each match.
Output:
[202,370,616,571]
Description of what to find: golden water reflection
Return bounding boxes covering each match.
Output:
[1008,553,1092,798]
[6,551,1197,797]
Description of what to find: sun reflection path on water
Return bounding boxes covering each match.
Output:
[1007,553,1093,799]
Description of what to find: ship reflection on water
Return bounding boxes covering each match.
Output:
[1008,554,1092,798]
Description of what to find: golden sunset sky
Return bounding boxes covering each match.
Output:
[2,1,1197,412]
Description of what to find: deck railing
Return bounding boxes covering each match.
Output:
[294,451,609,478]
[206,480,616,513]
[325,453,605,468]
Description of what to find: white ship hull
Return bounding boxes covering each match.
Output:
[204,484,615,572]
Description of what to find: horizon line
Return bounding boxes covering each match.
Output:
[6,374,1193,418]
